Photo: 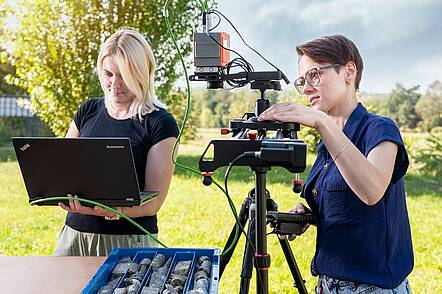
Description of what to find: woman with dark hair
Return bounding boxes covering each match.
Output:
[259,35,413,293]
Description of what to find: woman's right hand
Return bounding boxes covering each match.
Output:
[58,194,117,218]
[279,203,311,241]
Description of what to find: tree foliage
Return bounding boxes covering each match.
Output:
[166,90,199,142]
[415,80,442,132]
[382,84,421,130]
[0,60,25,95]
[192,89,258,128]
[0,3,24,95]
[0,0,204,136]
[413,133,442,178]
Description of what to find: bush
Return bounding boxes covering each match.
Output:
[0,116,53,146]
[402,135,419,173]
[413,133,442,177]
[166,91,198,142]
[431,126,442,136]
[299,127,320,153]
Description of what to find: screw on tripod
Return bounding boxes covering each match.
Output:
[292,174,304,193]
[201,172,213,186]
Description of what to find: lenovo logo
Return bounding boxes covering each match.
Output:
[106,145,125,149]
[19,143,30,151]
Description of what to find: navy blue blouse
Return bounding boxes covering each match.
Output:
[302,103,414,288]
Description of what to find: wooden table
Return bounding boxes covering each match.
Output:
[0,256,105,294]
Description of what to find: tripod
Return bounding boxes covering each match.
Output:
[196,76,309,293]
[219,166,308,294]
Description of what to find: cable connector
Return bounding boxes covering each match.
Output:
[243,151,259,158]
[202,11,207,32]
[202,12,211,33]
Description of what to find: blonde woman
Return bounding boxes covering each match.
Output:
[53,28,179,256]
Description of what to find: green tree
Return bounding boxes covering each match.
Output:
[383,84,421,130]
[0,3,23,95]
[414,133,442,177]
[193,88,282,128]
[167,90,199,141]
[363,94,388,116]
[0,59,25,95]
[415,80,442,132]
[226,90,252,120]
[0,0,204,136]
[191,88,213,127]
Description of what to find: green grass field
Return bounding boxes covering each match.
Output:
[0,130,441,293]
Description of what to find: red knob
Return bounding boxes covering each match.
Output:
[220,128,230,135]
[248,133,257,140]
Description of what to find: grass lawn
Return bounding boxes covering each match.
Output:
[0,129,441,293]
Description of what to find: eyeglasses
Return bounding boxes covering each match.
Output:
[294,64,341,94]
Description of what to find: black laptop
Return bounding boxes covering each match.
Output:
[12,137,158,207]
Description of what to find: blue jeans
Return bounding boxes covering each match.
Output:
[316,275,412,294]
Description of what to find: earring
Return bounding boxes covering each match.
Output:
[345,78,350,85]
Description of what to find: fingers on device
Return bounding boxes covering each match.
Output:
[12,137,158,207]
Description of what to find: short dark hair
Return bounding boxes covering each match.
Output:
[296,35,363,91]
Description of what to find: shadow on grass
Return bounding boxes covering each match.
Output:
[174,154,312,185]
[404,173,442,197]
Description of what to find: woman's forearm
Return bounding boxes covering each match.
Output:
[120,197,163,218]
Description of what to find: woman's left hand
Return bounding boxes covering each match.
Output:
[58,195,116,218]
[257,101,325,129]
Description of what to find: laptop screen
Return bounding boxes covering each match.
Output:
[12,137,145,206]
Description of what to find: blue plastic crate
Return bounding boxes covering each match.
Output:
[82,247,220,294]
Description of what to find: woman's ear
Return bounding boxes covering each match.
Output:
[345,61,357,80]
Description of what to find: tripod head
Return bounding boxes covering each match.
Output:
[198,83,307,177]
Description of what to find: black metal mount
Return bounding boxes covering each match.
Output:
[189,70,289,91]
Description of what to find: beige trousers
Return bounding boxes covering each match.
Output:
[52,225,158,256]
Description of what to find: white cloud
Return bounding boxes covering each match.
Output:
[407,55,442,90]
[220,0,438,49]
[361,54,442,93]
[213,0,441,92]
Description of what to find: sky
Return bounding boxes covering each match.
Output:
[201,0,442,94]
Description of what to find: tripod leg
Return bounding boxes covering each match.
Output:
[279,238,308,294]
[239,207,256,294]
[220,198,250,278]
[255,169,269,294]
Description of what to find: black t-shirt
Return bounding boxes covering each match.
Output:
[65,98,179,234]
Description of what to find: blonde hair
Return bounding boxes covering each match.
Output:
[97,27,166,120]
